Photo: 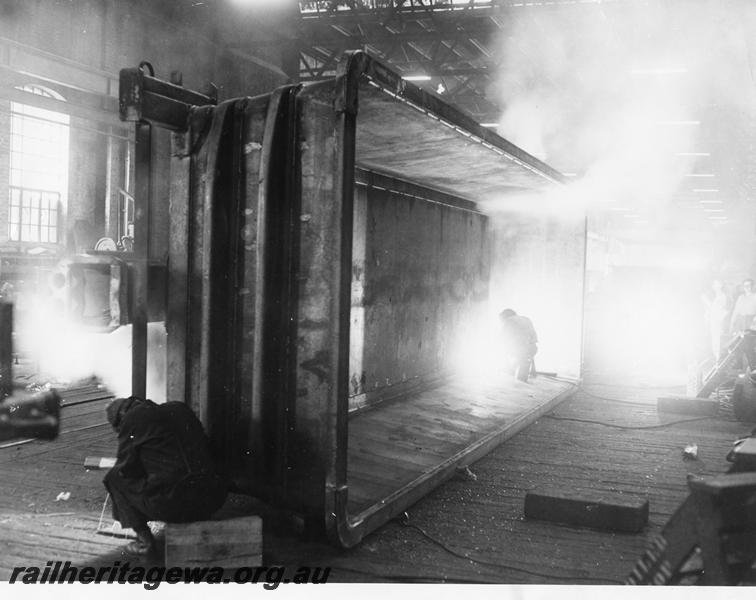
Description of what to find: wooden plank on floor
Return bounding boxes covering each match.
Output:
[350,422,463,461]
[165,516,263,568]
[345,383,576,529]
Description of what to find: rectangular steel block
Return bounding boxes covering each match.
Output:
[524,488,649,532]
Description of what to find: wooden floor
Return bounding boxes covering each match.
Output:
[0,384,124,574]
[347,375,574,514]
[0,372,751,585]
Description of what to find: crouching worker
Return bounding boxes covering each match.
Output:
[104,397,228,555]
[499,308,538,383]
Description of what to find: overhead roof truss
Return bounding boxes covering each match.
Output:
[297,0,511,122]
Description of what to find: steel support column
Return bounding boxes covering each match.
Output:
[131,122,151,399]
[0,303,12,399]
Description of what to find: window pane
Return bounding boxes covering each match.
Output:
[9,223,19,241]
[28,190,40,210]
[9,98,68,244]
[14,103,69,125]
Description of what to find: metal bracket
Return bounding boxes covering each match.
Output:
[119,63,217,130]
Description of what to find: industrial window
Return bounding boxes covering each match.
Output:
[8,85,69,243]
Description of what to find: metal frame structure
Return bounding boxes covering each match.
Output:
[294,0,518,123]
[119,63,217,398]
[119,51,568,547]
[292,0,622,125]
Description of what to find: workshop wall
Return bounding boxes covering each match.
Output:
[67,119,108,250]
[0,0,290,99]
[0,105,8,248]
[349,182,490,410]
[0,0,291,265]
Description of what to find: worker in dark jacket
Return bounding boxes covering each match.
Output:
[104,397,228,555]
[499,308,538,383]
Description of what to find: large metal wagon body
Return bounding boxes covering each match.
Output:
[120,51,569,547]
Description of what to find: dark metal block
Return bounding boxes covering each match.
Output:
[524,488,649,533]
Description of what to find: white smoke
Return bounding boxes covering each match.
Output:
[479,3,756,379]
[491,1,756,220]
[17,312,167,403]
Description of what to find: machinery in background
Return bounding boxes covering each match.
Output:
[722,331,756,421]
[0,389,61,443]
[0,301,61,442]
[698,331,755,395]
[694,330,756,421]
[733,372,756,422]
[627,330,756,584]
[49,255,130,331]
[626,431,756,585]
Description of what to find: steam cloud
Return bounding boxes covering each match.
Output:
[475,2,756,379]
[16,311,167,404]
[491,1,756,223]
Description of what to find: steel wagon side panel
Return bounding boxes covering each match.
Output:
[285,77,353,532]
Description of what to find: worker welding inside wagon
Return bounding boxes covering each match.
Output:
[499,308,539,383]
[103,397,228,555]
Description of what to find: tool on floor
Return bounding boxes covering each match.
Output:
[95,494,136,539]
[95,494,168,542]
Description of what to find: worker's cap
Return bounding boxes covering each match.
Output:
[105,396,146,429]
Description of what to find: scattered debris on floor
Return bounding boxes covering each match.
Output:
[682,444,699,461]
[457,465,477,481]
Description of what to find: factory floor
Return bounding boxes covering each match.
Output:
[0,367,749,586]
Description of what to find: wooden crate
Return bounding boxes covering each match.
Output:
[164,516,262,569]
